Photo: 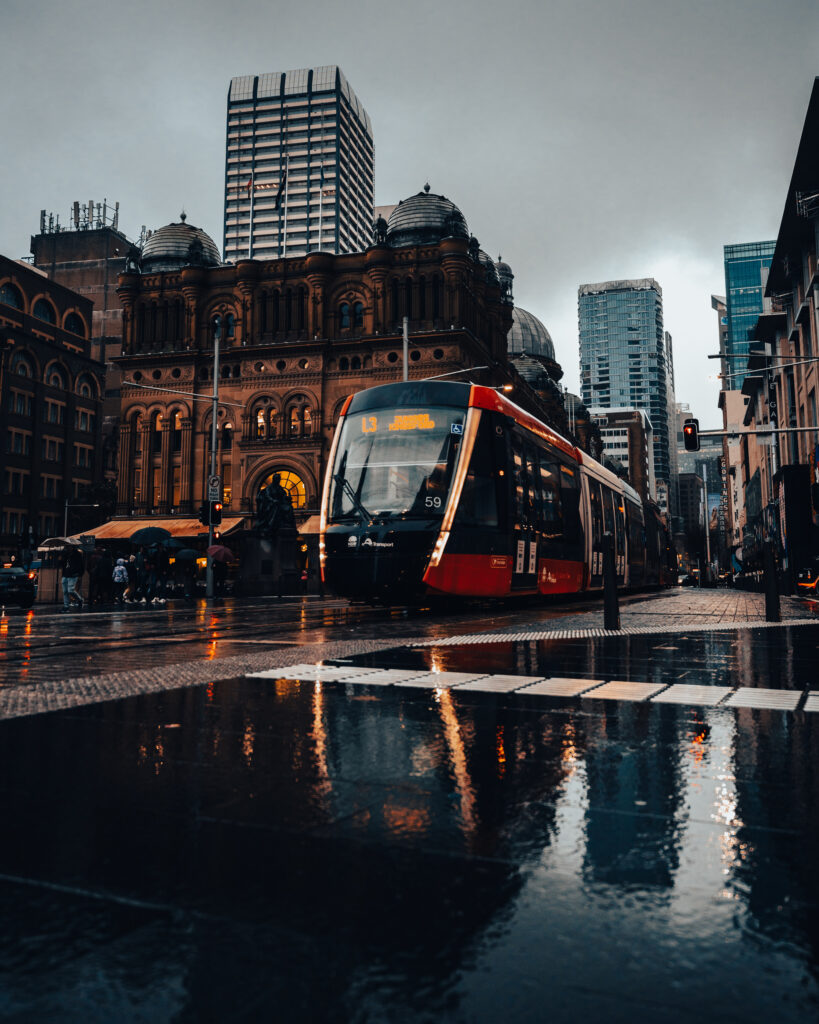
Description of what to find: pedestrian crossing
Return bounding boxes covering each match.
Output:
[247,664,819,715]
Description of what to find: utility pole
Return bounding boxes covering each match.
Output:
[207,316,221,599]
[402,317,409,381]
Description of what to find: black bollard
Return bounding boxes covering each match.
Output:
[602,531,620,631]
[763,539,780,623]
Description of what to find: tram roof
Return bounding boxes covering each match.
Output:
[469,385,579,460]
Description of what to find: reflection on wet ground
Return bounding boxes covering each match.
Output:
[2,642,819,1021]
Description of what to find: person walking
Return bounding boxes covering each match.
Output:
[112,558,129,605]
[60,545,85,611]
[124,554,138,603]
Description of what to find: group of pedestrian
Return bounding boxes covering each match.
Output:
[60,544,172,611]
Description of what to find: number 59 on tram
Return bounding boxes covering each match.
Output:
[319,380,672,602]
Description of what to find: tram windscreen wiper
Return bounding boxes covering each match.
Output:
[334,474,371,523]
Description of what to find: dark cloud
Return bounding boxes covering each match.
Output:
[4,0,817,426]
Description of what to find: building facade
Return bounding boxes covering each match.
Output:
[589,407,654,503]
[722,240,775,390]
[578,278,673,513]
[117,191,589,530]
[0,255,105,547]
[223,66,374,263]
[30,201,135,481]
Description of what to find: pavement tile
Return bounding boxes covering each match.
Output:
[394,671,489,689]
[583,680,667,702]
[457,674,546,693]
[724,687,803,711]
[340,669,428,686]
[651,684,734,706]
[517,677,603,698]
[803,692,819,713]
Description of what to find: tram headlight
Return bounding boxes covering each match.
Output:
[319,539,326,568]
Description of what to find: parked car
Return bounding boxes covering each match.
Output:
[0,567,36,609]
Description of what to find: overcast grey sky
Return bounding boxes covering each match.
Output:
[4,0,818,426]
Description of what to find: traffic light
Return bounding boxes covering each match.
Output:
[198,502,209,526]
[683,418,700,452]
[210,500,223,526]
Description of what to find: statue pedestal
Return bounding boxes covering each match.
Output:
[239,528,300,596]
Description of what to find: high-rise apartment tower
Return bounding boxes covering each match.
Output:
[722,241,775,390]
[223,66,374,262]
[578,278,673,512]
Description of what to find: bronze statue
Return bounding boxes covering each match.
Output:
[256,474,296,534]
[372,215,388,246]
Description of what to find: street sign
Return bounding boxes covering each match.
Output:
[208,475,222,501]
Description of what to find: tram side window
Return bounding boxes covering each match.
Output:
[627,501,644,564]
[602,486,616,539]
[538,456,562,537]
[588,480,603,548]
[613,496,626,558]
[455,418,499,528]
[525,445,538,522]
[559,464,582,545]
[511,435,525,523]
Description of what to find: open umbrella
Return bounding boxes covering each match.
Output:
[163,537,187,550]
[130,526,172,545]
[206,544,235,562]
[38,537,82,548]
[174,548,200,561]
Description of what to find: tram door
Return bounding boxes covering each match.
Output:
[587,479,604,588]
[510,433,538,590]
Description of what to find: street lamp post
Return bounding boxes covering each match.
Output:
[206,316,222,599]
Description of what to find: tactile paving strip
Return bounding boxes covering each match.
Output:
[457,674,545,693]
[651,684,733,706]
[803,692,819,713]
[394,671,489,689]
[518,678,603,698]
[583,680,667,702]
[723,687,802,711]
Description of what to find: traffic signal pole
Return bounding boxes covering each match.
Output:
[207,317,221,599]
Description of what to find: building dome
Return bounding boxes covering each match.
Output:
[507,306,555,360]
[386,185,469,248]
[478,250,499,286]
[140,214,221,273]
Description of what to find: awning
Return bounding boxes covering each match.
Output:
[66,516,248,542]
[298,514,322,535]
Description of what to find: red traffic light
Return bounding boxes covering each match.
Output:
[683,418,700,452]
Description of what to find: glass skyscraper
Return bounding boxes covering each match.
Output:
[578,278,673,507]
[722,240,775,390]
[223,66,374,262]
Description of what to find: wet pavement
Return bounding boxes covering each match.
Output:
[2,589,819,1020]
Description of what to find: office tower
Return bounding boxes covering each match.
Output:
[578,278,672,511]
[223,66,374,262]
[722,241,775,390]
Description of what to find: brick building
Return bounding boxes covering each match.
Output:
[0,255,105,548]
[113,189,582,531]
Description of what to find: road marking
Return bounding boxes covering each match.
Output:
[651,684,733,706]
[723,687,802,711]
[583,680,666,702]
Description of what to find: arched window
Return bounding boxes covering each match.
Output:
[433,275,442,319]
[76,374,97,399]
[285,289,293,331]
[339,356,349,371]
[152,413,163,454]
[0,283,22,309]
[46,363,68,390]
[351,356,361,370]
[134,413,144,454]
[256,408,266,439]
[290,407,300,436]
[303,407,313,435]
[339,302,351,330]
[297,287,306,331]
[172,411,183,452]
[418,277,426,319]
[222,422,233,451]
[268,408,278,438]
[258,470,307,509]
[271,290,280,332]
[10,351,33,378]
[404,279,413,319]
[391,279,400,322]
[225,313,235,339]
[353,301,364,328]
[33,298,56,324]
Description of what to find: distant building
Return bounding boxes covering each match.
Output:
[589,407,654,503]
[30,201,134,482]
[578,278,673,514]
[0,254,105,546]
[223,66,374,262]
[722,240,775,390]
[678,472,706,563]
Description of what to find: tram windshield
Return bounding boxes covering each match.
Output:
[329,406,466,520]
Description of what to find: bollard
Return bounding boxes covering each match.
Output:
[763,539,780,623]
[602,532,620,631]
